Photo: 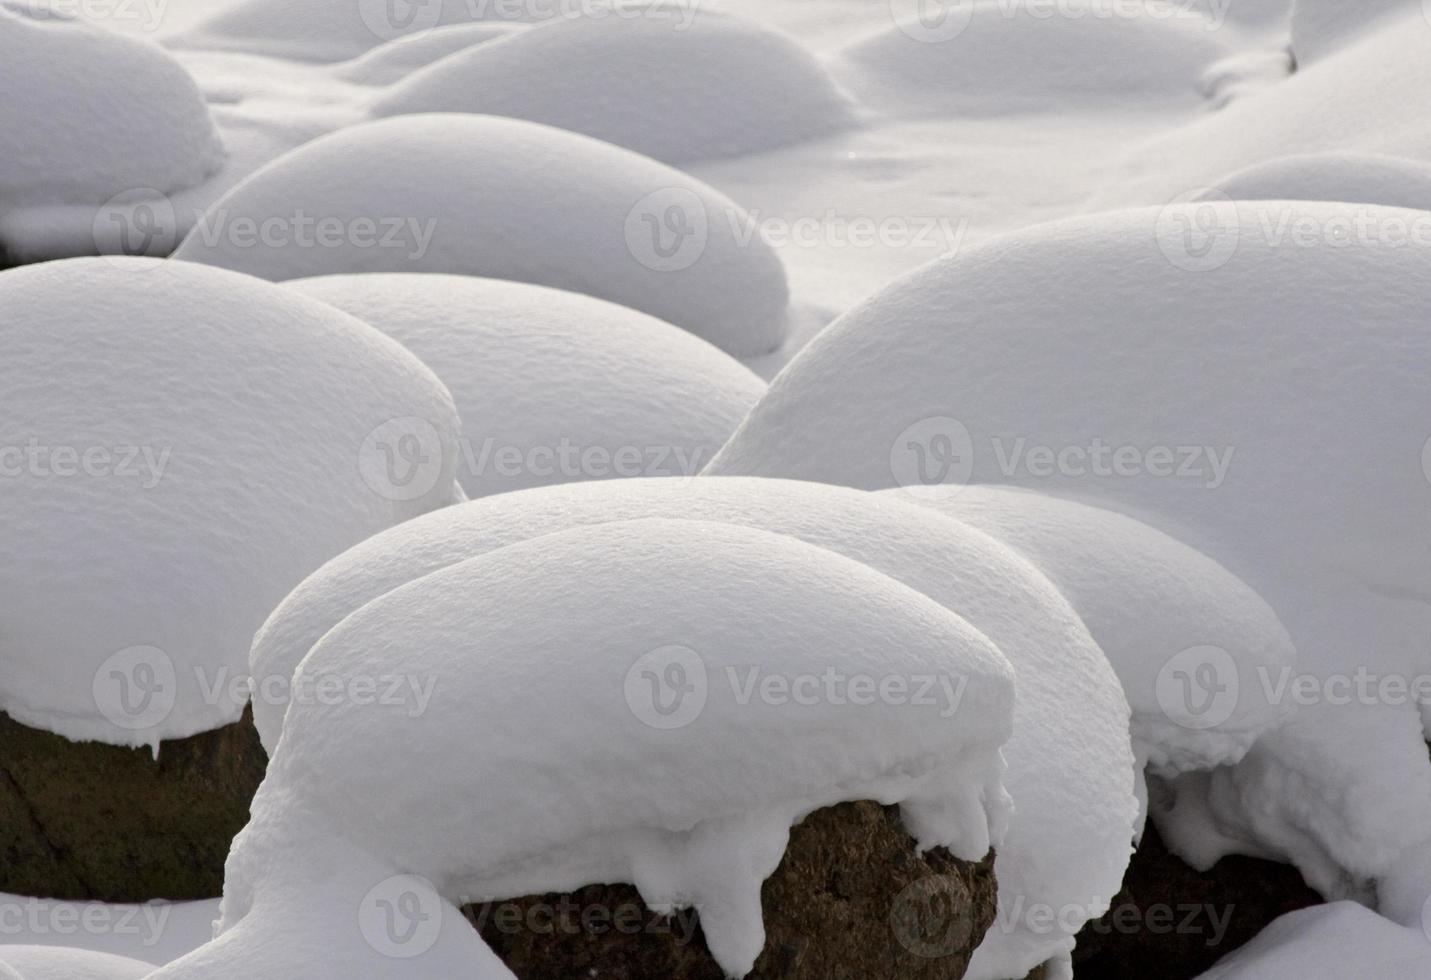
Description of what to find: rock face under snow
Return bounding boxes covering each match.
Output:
[835,0,1229,117]
[893,486,1294,781]
[0,6,223,209]
[159,518,1015,980]
[705,201,1431,918]
[172,114,790,357]
[0,257,462,746]
[371,9,855,163]
[248,477,1136,980]
[284,274,765,499]
[1200,151,1431,212]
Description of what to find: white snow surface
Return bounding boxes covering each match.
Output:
[247,476,1135,980]
[1193,901,1431,979]
[1199,151,1431,211]
[171,113,791,357]
[371,8,856,163]
[0,893,218,968]
[890,486,1295,779]
[834,0,1233,119]
[0,257,462,746]
[173,517,1016,980]
[283,274,765,499]
[0,947,151,980]
[0,6,222,209]
[706,201,1431,914]
[1289,0,1419,64]
[334,24,522,85]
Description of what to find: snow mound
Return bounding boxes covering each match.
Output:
[285,274,765,499]
[0,947,151,980]
[1196,901,1431,979]
[1201,151,1431,212]
[706,201,1431,904]
[891,486,1294,778]
[168,0,540,62]
[0,257,462,747]
[170,517,1016,980]
[0,6,223,209]
[1290,0,1416,63]
[248,477,1134,980]
[336,23,525,85]
[371,9,854,163]
[172,114,789,357]
[834,0,1230,117]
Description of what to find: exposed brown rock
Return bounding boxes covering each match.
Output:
[469,800,998,980]
[0,707,267,902]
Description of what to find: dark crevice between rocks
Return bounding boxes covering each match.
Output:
[468,801,999,980]
[0,707,268,902]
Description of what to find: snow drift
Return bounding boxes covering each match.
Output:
[0,947,152,980]
[285,274,765,499]
[0,6,222,209]
[1200,151,1431,213]
[0,257,462,746]
[335,24,524,85]
[248,477,1136,980]
[371,9,855,163]
[171,114,790,357]
[1194,901,1431,979]
[1289,0,1417,63]
[159,517,1016,980]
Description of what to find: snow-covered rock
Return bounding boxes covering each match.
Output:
[335,23,524,85]
[0,6,222,209]
[163,517,1016,980]
[171,114,790,357]
[1200,152,1431,212]
[0,257,462,747]
[706,201,1431,914]
[168,0,539,62]
[0,947,152,980]
[371,9,855,163]
[1289,0,1418,63]
[891,486,1294,781]
[834,0,1230,117]
[248,477,1135,980]
[1195,901,1431,979]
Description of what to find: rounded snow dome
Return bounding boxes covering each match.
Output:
[233,517,1016,979]
[1290,0,1415,63]
[0,946,152,980]
[172,114,790,358]
[0,6,223,208]
[372,8,855,163]
[1200,151,1431,212]
[249,476,1136,980]
[286,274,766,499]
[836,0,1229,117]
[336,23,523,85]
[0,257,463,747]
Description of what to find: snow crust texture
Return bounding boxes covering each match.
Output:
[1193,901,1431,979]
[284,274,765,499]
[0,257,462,746]
[171,114,790,357]
[0,947,152,980]
[1200,151,1431,212]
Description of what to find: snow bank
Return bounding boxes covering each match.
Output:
[706,202,1431,905]
[336,24,525,85]
[168,0,538,62]
[0,947,151,980]
[1195,901,1431,979]
[0,257,462,747]
[285,274,765,499]
[1201,152,1431,212]
[0,6,222,209]
[834,0,1230,117]
[172,114,790,357]
[248,477,1133,980]
[1289,0,1416,63]
[167,517,1016,980]
[371,9,854,163]
[892,486,1294,780]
